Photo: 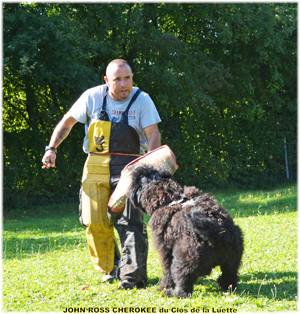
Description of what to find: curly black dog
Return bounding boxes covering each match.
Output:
[128,165,244,298]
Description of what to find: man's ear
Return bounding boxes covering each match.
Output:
[104,76,109,85]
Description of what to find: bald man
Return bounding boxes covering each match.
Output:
[42,59,161,289]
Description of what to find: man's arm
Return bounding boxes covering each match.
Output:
[144,123,161,152]
[42,113,78,169]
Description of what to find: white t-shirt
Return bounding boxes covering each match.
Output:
[68,85,161,154]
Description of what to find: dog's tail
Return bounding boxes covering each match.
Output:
[185,207,240,247]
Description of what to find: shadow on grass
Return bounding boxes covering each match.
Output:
[193,271,297,299]
[146,277,160,287]
[238,271,297,299]
[3,201,80,222]
[144,270,297,302]
[3,202,87,259]
[226,195,297,218]
[3,232,86,259]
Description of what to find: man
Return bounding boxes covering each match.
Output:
[42,59,161,289]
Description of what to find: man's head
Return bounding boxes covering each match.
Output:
[104,59,134,101]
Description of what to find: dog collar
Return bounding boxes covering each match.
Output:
[168,198,185,206]
[168,195,197,208]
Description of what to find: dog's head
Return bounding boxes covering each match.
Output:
[128,164,183,215]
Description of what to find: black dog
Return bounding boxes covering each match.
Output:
[128,165,244,298]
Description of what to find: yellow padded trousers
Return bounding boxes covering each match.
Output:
[81,154,116,274]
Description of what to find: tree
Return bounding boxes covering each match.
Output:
[3,3,99,207]
[3,2,297,209]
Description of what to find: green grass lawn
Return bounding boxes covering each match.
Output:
[3,183,297,312]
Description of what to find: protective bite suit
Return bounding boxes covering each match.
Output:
[79,87,148,285]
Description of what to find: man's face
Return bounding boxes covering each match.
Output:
[104,64,133,101]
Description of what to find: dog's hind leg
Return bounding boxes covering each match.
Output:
[159,274,175,291]
[164,260,198,298]
[163,275,194,298]
[217,262,239,291]
[157,250,175,291]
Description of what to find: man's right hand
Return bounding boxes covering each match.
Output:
[41,114,78,170]
[42,150,56,169]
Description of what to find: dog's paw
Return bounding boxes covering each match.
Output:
[174,290,192,299]
[161,288,192,298]
[158,284,175,292]
[217,276,237,292]
[161,288,176,298]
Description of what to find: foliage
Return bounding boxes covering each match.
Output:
[3,183,297,311]
[3,3,297,208]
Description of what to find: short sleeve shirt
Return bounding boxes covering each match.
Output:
[68,85,161,154]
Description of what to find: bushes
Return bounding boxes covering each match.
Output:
[3,127,86,210]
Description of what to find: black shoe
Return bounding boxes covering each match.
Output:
[118,280,144,290]
[102,266,117,283]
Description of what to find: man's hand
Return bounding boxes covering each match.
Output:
[42,150,56,169]
[41,113,78,169]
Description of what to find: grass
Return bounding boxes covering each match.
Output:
[2,183,297,312]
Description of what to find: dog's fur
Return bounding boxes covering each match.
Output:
[128,165,244,298]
